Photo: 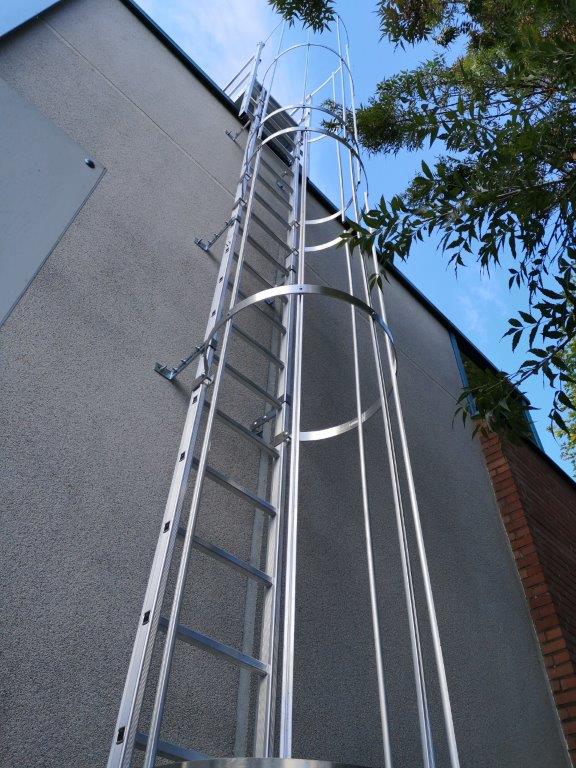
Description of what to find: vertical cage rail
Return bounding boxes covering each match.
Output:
[253,104,305,760]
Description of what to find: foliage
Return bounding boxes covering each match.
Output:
[270,0,576,444]
[269,0,335,31]
[552,337,576,471]
[455,357,534,443]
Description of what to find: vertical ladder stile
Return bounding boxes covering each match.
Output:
[278,98,311,760]
[240,41,264,117]
[253,118,304,760]
[237,23,300,748]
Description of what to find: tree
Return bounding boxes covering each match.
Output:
[552,337,576,471]
[270,0,576,444]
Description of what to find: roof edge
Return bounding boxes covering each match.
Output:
[119,0,239,115]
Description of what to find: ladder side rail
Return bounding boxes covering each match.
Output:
[346,25,461,760]
[236,109,297,749]
[142,80,282,767]
[239,41,264,117]
[336,25,436,766]
[278,100,311,760]
[107,82,268,768]
[253,122,304,758]
[331,57,393,768]
[277,36,312,758]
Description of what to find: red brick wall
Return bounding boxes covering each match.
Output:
[481,432,576,764]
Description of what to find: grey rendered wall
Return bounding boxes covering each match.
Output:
[0,0,255,763]
[0,1,569,767]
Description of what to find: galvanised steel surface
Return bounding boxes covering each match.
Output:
[170,760,365,768]
[108,14,461,768]
[169,759,366,768]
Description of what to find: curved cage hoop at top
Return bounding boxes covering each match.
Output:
[258,42,354,96]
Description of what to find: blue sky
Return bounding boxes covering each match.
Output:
[135,0,571,474]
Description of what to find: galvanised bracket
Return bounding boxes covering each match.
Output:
[251,408,278,436]
[195,216,240,253]
[155,340,217,382]
[272,430,291,446]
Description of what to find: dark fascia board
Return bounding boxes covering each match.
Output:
[119,0,575,489]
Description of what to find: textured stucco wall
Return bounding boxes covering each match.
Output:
[0,1,570,767]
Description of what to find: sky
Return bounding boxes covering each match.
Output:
[135,0,571,475]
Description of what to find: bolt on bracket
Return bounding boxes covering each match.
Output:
[194,216,239,253]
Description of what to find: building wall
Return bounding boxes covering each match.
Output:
[0,1,571,767]
[481,431,576,765]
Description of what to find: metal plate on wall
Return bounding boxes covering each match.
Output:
[0,76,104,326]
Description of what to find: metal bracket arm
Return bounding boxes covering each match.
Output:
[155,340,217,382]
[251,409,278,436]
[195,216,240,253]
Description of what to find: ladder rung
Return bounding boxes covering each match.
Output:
[245,233,289,275]
[135,731,207,761]
[192,456,277,515]
[230,280,286,333]
[177,528,274,586]
[254,191,290,229]
[260,154,294,180]
[258,175,291,208]
[232,323,284,369]
[210,401,280,456]
[158,616,269,675]
[235,254,287,298]
[252,213,292,254]
[214,355,283,410]
[244,259,276,291]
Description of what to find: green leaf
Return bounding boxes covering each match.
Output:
[558,391,576,411]
[421,160,433,179]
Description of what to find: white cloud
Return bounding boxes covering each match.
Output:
[457,270,508,345]
[137,0,277,87]
[133,0,351,203]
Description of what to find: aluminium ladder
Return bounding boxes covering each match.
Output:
[108,17,462,768]
[108,47,305,768]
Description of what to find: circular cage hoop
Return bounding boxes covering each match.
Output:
[202,284,397,442]
[259,42,354,95]
[259,103,358,224]
[253,125,368,199]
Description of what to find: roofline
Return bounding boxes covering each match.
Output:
[119,0,575,490]
[118,0,239,114]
